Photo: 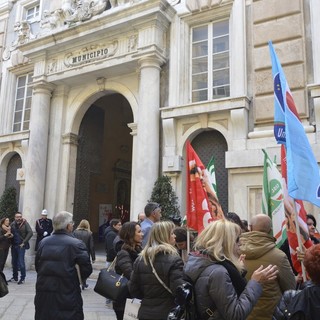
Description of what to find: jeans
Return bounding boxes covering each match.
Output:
[11,245,26,280]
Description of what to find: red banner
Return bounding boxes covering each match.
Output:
[186,141,224,232]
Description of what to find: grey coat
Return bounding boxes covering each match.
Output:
[184,254,262,320]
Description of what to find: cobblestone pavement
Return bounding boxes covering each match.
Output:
[0,267,117,320]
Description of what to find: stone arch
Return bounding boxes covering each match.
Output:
[69,81,138,135]
[180,121,230,155]
[181,123,229,214]
[0,151,23,203]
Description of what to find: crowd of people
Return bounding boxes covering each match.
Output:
[0,204,320,320]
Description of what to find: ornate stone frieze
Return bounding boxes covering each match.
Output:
[186,0,233,12]
[64,41,118,68]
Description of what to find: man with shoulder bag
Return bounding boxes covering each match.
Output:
[9,212,33,284]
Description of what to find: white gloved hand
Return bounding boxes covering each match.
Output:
[43,231,48,237]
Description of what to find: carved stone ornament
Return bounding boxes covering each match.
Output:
[186,0,233,12]
[2,20,35,61]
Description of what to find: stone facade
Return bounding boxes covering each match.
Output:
[0,0,319,249]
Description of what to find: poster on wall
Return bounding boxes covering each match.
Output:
[99,204,112,226]
[98,204,112,241]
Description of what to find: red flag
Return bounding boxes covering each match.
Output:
[186,141,223,232]
[281,145,313,274]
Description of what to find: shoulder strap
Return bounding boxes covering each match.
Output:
[149,258,172,294]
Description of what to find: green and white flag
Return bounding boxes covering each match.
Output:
[207,156,218,198]
[262,149,287,247]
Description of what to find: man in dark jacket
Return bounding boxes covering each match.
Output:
[9,212,33,284]
[34,211,92,320]
[104,218,121,263]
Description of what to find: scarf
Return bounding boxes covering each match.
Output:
[217,259,247,297]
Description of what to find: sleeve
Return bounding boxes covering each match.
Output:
[278,254,296,292]
[89,234,95,261]
[24,222,33,243]
[116,250,134,280]
[74,240,93,280]
[208,265,262,320]
[35,220,43,236]
[106,233,117,259]
[128,258,143,299]
[48,220,53,235]
[168,256,185,294]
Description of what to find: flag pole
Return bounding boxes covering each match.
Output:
[187,227,190,255]
[292,204,307,282]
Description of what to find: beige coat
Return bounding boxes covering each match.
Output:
[240,231,296,320]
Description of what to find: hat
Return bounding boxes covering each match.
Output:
[41,209,48,215]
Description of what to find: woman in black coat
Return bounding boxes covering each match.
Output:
[113,221,143,320]
[73,219,96,289]
[0,217,13,271]
[128,221,185,320]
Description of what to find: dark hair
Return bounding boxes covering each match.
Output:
[119,221,139,248]
[225,212,249,232]
[144,202,160,217]
[306,214,317,228]
[0,217,9,226]
[110,219,121,228]
[173,227,187,242]
[304,244,320,285]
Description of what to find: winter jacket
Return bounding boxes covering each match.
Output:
[184,253,263,320]
[11,219,33,247]
[129,251,185,319]
[104,226,118,262]
[35,217,53,250]
[73,229,96,261]
[240,231,296,320]
[273,283,320,320]
[34,230,92,320]
[113,245,142,319]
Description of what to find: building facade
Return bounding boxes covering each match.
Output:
[0,0,319,242]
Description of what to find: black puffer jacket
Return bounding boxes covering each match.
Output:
[73,229,96,261]
[273,284,320,320]
[184,254,262,320]
[129,252,184,319]
[34,231,92,320]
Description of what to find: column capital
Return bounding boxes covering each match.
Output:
[308,83,320,98]
[128,122,137,136]
[138,54,166,70]
[62,133,79,146]
[31,80,56,96]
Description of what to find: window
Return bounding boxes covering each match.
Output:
[191,20,230,102]
[13,73,33,132]
[26,4,40,22]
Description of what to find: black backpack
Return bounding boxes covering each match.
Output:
[167,282,196,320]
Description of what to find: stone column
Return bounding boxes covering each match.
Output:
[22,81,54,228]
[128,122,138,221]
[131,56,163,215]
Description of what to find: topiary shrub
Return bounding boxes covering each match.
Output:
[0,187,18,221]
[149,175,181,223]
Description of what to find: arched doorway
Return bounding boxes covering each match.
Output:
[5,153,22,206]
[73,93,133,235]
[191,130,228,213]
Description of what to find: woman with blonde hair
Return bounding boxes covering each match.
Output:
[184,219,278,320]
[129,220,185,320]
[73,219,95,289]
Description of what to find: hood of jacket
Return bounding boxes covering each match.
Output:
[184,253,215,283]
[240,231,276,259]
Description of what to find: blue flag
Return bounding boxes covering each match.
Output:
[269,41,320,207]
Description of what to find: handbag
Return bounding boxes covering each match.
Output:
[123,298,141,320]
[94,257,129,301]
[0,271,8,298]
